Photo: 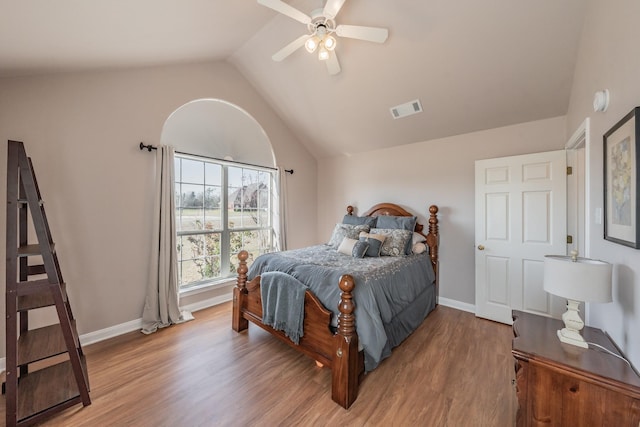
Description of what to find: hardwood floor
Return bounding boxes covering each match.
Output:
[1,304,517,426]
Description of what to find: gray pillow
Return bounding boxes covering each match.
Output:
[328,223,370,248]
[352,240,370,258]
[359,233,385,257]
[375,215,417,254]
[342,214,377,228]
[376,215,417,231]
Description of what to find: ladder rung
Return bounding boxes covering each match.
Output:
[17,198,43,206]
[17,243,55,257]
[15,279,55,296]
[16,357,88,423]
[18,283,67,311]
[27,264,46,276]
[17,321,78,366]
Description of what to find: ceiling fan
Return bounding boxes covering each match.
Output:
[258,0,389,75]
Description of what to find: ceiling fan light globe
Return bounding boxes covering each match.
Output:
[323,36,337,51]
[305,37,318,53]
[318,47,329,61]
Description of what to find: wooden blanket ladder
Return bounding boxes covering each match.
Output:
[4,140,90,426]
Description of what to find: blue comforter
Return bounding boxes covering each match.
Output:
[247,244,436,371]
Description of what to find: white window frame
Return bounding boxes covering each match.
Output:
[175,153,276,291]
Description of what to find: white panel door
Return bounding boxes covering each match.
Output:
[475,150,567,324]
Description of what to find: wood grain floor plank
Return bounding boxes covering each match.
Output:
[0,304,516,426]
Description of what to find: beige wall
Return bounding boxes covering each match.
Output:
[565,0,640,368]
[0,61,317,358]
[317,116,567,305]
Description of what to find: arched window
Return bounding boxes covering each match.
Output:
[162,99,278,290]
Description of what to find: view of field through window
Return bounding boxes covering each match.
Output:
[174,155,274,288]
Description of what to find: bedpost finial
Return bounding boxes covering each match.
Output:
[429,205,438,215]
[236,250,249,289]
[339,274,355,294]
[337,275,356,337]
[347,206,354,216]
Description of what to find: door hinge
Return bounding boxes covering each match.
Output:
[567,235,573,244]
[567,166,573,175]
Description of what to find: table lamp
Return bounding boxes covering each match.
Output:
[543,251,612,348]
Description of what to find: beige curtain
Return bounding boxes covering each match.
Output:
[141,145,193,334]
[275,167,288,251]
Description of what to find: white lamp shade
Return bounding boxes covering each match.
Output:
[543,255,612,303]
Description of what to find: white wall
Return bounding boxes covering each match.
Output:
[0,61,317,357]
[318,116,567,304]
[565,0,640,368]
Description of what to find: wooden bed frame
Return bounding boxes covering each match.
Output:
[232,203,439,409]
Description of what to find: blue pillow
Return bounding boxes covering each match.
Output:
[342,214,377,228]
[376,215,417,231]
[359,235,384,257]
[352,240,369,258]
[375,215,417,254]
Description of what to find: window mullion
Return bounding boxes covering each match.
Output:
[221,165,231,276]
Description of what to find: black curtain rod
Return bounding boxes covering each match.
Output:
[138,142,293,174]
[139,142,157,151]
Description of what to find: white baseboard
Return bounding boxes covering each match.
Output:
[182,293,233,314]
[438,297,476,314]
[0,293,233,374]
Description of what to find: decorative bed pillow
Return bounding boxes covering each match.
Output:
[370,228,413,257]
[352,240,370,258]
[328,223,370,248]
[375,215,417,255]
[359,232,385,257]
[342,214,377,228]
[337,237,357,255]
[376,215,417,231]
[412,231,427,245]
[412,242,427,254]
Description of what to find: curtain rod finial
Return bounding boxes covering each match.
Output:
[140,142,157,152]
[285,169,294,175]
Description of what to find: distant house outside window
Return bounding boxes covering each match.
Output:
[174,154,275,290]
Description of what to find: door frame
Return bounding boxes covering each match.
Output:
[565,117,592,320]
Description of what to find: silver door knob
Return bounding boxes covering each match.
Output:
[477,245,485,250]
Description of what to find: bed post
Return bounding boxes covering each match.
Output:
[232,250,249,332]
[332,274,359,409]
[426,205,439,292]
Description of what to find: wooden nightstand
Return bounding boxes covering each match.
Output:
[512,310,640,426]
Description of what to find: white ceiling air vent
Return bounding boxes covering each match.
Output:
[390,99,423,119]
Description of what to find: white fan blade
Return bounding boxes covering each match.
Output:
[335,25,388,43]
[323,0,347,19]
[326,51,341,75]
[272,34,310,61]
[257,0,311,24]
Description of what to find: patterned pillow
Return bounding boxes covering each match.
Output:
[375,216,418,255]
[370,228,413,257]
[328,223,370,248]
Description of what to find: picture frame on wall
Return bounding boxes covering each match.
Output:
[604,106,640,248]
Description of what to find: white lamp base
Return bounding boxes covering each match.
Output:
[557,299,588,348]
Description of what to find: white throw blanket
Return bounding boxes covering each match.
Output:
[260,271,307,344]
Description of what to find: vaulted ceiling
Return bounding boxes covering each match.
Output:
[0,0,587,158]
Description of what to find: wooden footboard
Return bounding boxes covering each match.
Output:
[232,251,364,408]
